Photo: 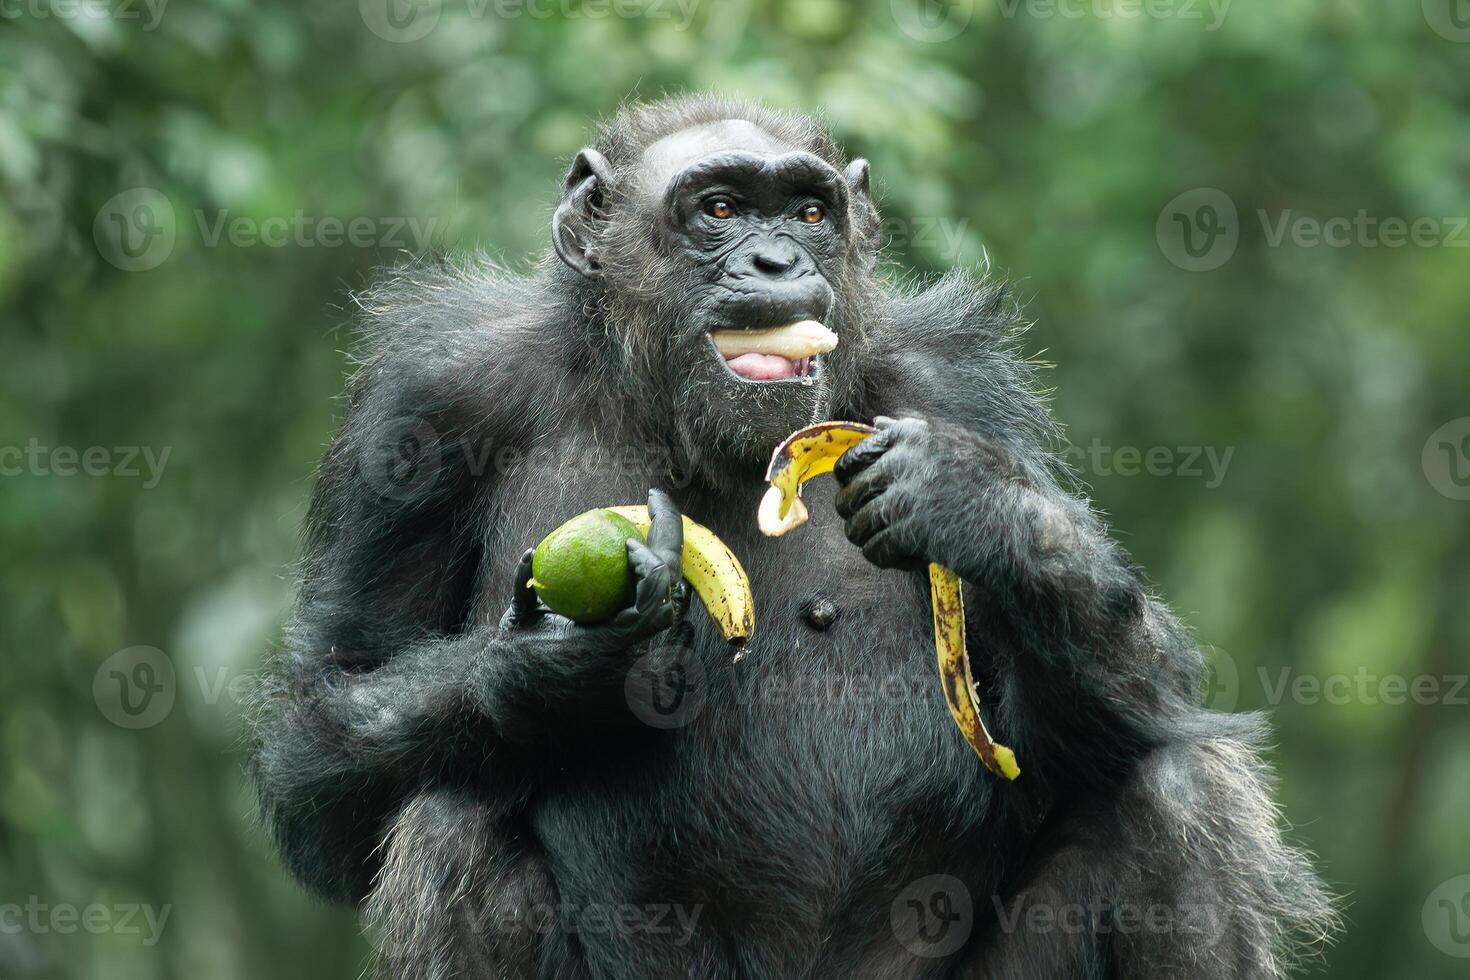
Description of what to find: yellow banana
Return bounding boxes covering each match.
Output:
[606,505,755,646]
[758,422,1021,781]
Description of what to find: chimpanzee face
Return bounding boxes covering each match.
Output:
[648,123,849,382]
[554,119,877,472]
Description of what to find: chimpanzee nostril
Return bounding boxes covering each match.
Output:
[754,250,796,275]
[748,240,807,280]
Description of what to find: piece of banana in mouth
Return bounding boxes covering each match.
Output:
[710,320,838,382]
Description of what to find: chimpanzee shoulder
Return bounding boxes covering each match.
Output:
[344,259,602,438]
[857,270,1058,454]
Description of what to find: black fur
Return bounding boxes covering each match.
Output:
[251,96,1335,979]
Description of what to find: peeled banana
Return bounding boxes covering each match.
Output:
[709,320,839,360]
[606,505,755,645]
[758,422,1021,781]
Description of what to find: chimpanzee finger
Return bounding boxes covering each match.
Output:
[843,492,898,549]
[628,539,677,613]
[832,426,898,485]
[874,414,927,431]
[609,604,672,639]
[607,577,684,641]
[613,598,676,630]
[508,548,543,626]
[833,453,899,519]
[644,488,685,570]
[860,526,924,571]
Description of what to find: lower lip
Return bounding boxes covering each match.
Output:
[724,352,814,381]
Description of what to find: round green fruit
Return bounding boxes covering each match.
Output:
[529,508,644,624]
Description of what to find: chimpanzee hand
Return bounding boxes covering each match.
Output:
[832,416,1026,577]
[477,489,692,745]
[500,487,691,650]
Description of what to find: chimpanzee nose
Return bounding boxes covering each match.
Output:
[749,239,806,279]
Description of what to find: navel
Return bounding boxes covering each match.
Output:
[801,595,841,631]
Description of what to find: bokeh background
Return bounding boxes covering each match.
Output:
[3,1,1469,977]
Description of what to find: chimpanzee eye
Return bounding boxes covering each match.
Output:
[705,199,735,220]
[799,204,825,224]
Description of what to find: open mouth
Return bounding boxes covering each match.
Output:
[724,352,816,381]
[709,320,838,384]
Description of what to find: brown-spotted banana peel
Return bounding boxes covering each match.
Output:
[757,422,1021,781]
[604,506,755,645]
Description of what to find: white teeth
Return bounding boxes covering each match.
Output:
[710,320,839,360]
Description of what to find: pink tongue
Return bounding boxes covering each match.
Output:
[726,353,796,380]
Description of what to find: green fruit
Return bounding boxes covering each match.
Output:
[529,509,645,624]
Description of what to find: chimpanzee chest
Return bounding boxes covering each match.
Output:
[520,477,999,975]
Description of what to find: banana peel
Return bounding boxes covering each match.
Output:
[758,422,1020,781]
[605,505,755,646]
[757,421,877,536]
[927,564,1020,780]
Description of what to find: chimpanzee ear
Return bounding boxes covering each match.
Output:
[553,148,613,278]
[844,158,881,274]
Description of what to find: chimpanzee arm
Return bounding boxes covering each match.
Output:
[843,273,1213,797]
[251,295,685,903]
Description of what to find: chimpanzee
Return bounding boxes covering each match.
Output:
[252,95,1334,979]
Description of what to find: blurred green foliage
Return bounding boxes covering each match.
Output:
[2,1,1468,977]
